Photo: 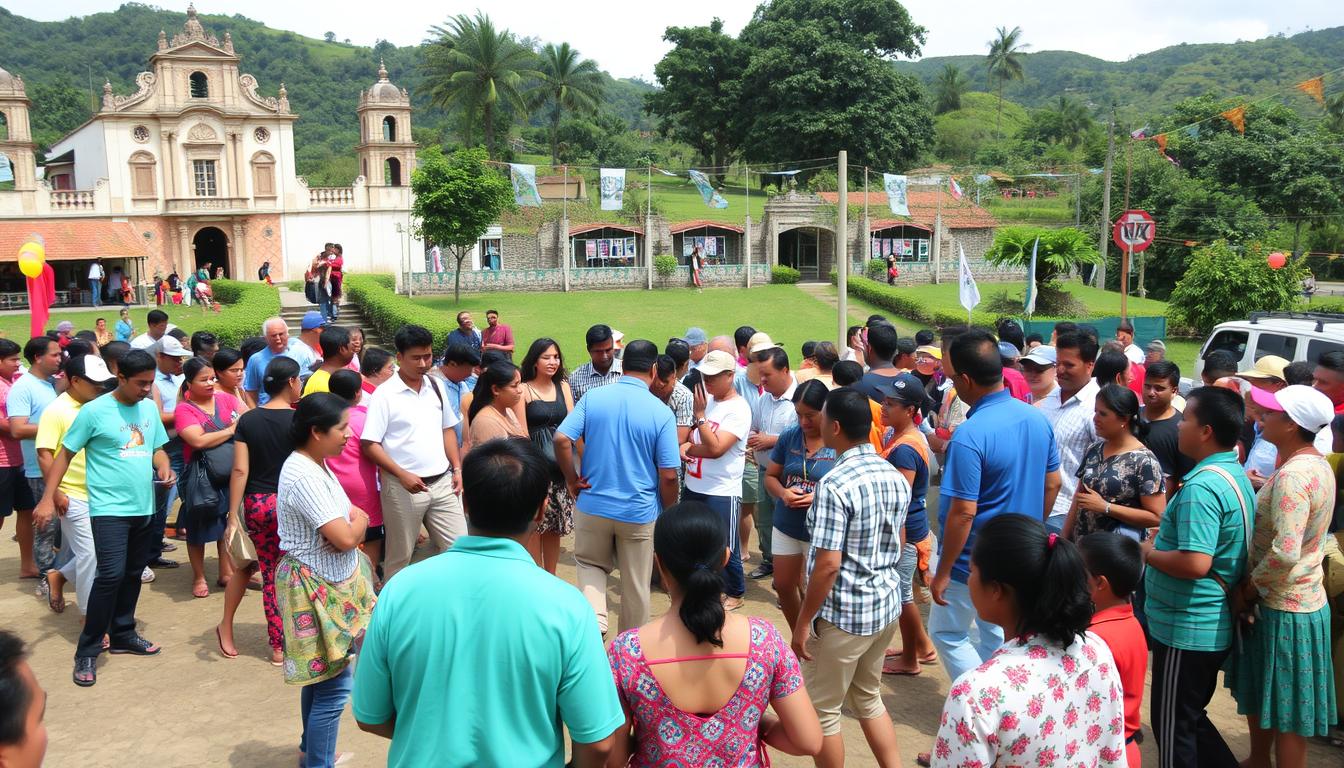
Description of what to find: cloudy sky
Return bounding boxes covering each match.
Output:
[6,1,1341,80]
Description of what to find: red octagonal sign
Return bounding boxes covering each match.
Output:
[1113,209,1156,253]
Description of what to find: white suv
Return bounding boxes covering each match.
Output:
[1194,311,1344,382]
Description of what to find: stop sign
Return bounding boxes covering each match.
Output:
[1113,210,1156,252]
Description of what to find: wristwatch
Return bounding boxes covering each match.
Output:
[693,417,708,428]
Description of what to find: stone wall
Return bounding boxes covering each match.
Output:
[406,263,772,294]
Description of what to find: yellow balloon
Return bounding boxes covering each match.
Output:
[21,240,44,262]
[18,253,43,279]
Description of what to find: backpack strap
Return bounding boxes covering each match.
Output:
[1190,464,1251,594]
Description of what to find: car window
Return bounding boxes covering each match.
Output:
[1203,330,1247,359]
[1307,339,1344,362]
[1254,333,1298,361]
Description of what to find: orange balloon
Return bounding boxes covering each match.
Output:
[1267,252,1287,269]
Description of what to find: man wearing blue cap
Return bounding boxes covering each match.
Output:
[242,315,320,407]
[683,327,708,372]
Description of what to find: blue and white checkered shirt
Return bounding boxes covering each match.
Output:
[806,443,909,636]
[1037,380,1099,520]
[569,359,623,402]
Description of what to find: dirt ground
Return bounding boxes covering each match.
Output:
[2,525,1338,767]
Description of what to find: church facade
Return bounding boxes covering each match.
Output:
[0,5,420,300]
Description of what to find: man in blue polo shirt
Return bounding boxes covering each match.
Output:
[929,328,1062,684]
[242,316,319,407]
[556,339,680,635]
[354,438,622,768]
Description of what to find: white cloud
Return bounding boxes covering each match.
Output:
[4,1,1340,78]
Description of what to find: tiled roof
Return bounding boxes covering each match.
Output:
[818,189,998,230]
[669,220,744,234]
[569,223,643,236]
[0,219,151,261]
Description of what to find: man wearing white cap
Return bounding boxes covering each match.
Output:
[148,334,195,572]
[1021,346,1059,405]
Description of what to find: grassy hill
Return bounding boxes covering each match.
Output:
[0,3,655,183]
[895,27,1344,122]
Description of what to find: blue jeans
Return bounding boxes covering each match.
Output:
[152,442,185,556]
[929,577,1005,684]
[89,279,102,306]
[299,666,353,767]
[681,489,745,598]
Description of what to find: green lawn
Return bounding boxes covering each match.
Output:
[408,284,881,360]
[0,303,223,344]
[885,279,1171,320]
[982,196,1077,225]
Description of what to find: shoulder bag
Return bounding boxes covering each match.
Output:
[185,400,237,488]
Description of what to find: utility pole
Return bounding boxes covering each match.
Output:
[1097,109,1115,289]
[1120,127,1133,319]
[837,151,848,351]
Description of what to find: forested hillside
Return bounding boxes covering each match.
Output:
[0,3,654,183]
[895,27,1344,118]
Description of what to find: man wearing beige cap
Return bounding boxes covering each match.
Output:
[735,331,778,572]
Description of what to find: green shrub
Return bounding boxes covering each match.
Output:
[840,275,1002,327]
[866,259,888,281]
[1167,242,1305,335]
[343,274,456,351]
[199,279,281,347]
[772,266,801,284]
[654,254,679,279]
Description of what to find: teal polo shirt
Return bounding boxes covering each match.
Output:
[1144,450,1250,652]
[352,536,623,768]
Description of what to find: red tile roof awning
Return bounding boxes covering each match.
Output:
[569,223,643,236]
[0,220,152,261]
[870,219,931,233]
[819,189,998,230]
[669,220,745,234]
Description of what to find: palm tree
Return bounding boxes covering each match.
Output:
[531,42,605,165]
[986,25,1027,137]
[1327,92,1344,134]
[422,12,538,158]
[1051,96,1093,148]
[933,63,968,114]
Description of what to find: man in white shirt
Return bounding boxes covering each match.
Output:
[1035,331,1099,534]
[1116,319,1145,365]
[129,310,177,352]
[87,259,105,307]
[680,350,752,610]
[746,343,797,580]
[361,324,465,582]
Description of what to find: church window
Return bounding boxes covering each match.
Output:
[190,71,209,98]
[382,116,396,142]
[193,159,217,197]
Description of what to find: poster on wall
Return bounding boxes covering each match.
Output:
[706,237,717,256]
[684,239,695,257]
[599,239,610,258]
[600,168,625,211]
[586,240,596,259]
[918,239,929,259]
[614,240,626,258]
[902,239,913,256]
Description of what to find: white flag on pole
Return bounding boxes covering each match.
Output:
[1024,237,1039,316]
[958,244,980,314]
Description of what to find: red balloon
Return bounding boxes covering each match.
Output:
[1267,252,1287,269]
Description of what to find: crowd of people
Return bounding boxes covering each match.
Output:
[1,306,1342,768]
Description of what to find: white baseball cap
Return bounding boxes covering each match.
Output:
[1022,346,1057,366]
[697,350,737,376]
[157,335,193,358]
[1250,384,1334,434]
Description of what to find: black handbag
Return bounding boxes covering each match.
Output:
[179,457,220,516]
[304,279,317,304]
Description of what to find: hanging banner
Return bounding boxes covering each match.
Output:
[958,244,981,314]
[0,154,11,184]
[761,170,801,176]
[1153,134,1168,154]
[1221,106,1246,134]
[949,176,963,200]
[599,167,625,211]
[429,245,444,272]
[508,163,542,207]
[654,167,680,177]
[1296,76,1325,105]
[688,170,729,209]
[1183,124,1200,139]
[882,173,910,216]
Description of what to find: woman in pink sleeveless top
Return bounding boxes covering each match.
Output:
[606,501,822,766]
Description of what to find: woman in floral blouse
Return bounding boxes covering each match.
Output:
[1064,384,1166,542]
[1227,385,1338,768]
[932,514,1126,768]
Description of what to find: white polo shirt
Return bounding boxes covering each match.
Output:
[362,372,461,477]
[751,377,798,465]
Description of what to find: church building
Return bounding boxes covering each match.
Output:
[0,4,421,303]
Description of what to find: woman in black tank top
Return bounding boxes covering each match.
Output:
[519,338,577,574]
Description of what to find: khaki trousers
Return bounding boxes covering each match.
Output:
[573,509,654,635]
[379,470,465,582]
[803,618,900,736]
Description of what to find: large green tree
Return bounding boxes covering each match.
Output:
[530,42,604,166]
[645,19,745,184]
[932,63,968,114]
[422,12,537,158]
[411,146,515,302]
[735,0,933,171]
[986,25,1027,137]
[1167,241,1305,334]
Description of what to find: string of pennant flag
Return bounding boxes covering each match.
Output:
[1131,66,1344,165]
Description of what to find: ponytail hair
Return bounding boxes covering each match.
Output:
[1097,383,1147,440]
[971,514,1092,648]
[262,356,301,398]
[653,501,727,647]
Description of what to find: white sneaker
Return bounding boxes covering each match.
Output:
[140,566,156,583]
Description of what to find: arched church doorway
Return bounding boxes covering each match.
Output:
[193,226,229,278]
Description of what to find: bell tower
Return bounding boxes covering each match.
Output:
[0,67,37,190]
[355,59,415,187]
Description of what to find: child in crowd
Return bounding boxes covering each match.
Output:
[1080,532,1148,768]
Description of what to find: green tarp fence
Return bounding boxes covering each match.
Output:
[1019,316,1167,347]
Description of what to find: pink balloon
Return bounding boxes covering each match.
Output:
[1267,252,1287,269]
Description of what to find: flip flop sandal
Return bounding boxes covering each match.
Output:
[192,582,210,599]
[215,627,238,659]
[881,657,922,676]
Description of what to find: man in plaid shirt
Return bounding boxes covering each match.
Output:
[793,387,909,767]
